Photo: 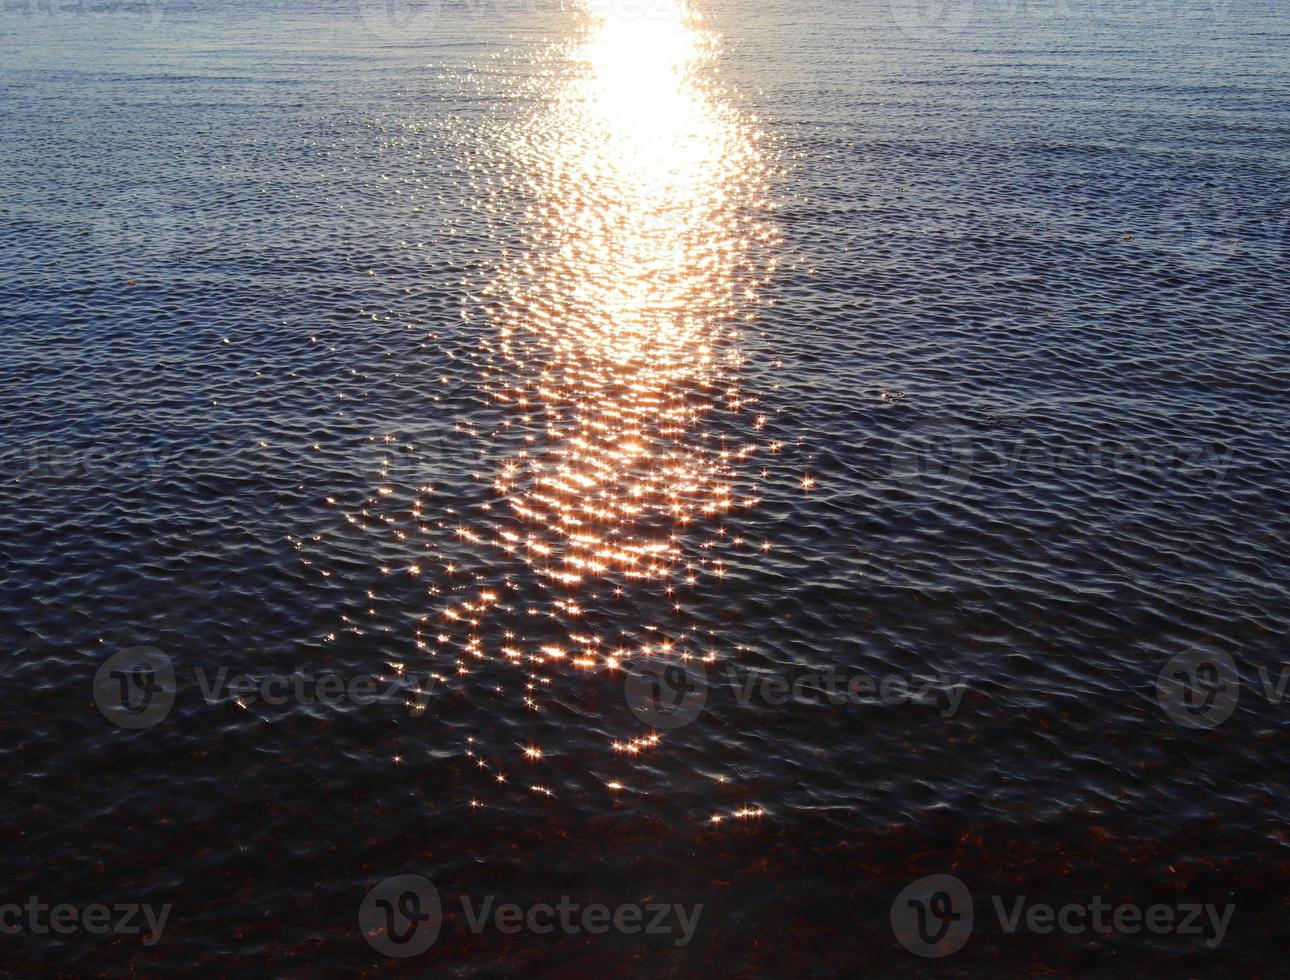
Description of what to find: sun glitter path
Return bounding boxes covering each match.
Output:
[327,0,781,822]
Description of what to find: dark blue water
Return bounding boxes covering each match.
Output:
[2,0,1288,973]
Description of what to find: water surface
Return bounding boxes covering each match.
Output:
[1,0,1288,972]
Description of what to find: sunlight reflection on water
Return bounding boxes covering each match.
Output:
[417,0,779,812]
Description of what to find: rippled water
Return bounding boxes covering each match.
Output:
[2,0,1288,972]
